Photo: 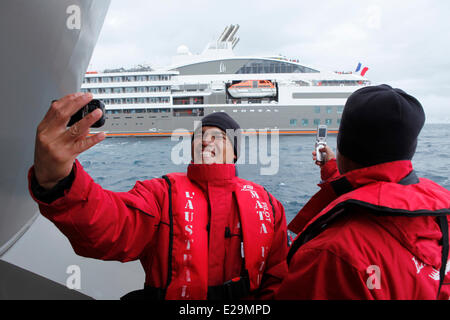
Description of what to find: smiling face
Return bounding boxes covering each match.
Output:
[191,126,236,164]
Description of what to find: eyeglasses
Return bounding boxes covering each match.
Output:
[193,129,227,143]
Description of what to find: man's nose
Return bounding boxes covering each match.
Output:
[202,135,215,146]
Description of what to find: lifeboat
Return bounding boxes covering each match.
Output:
[228,80,276,98]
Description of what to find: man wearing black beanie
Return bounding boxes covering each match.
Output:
[337,84,425,167]
[191,112,241,164]
[277,84,450,300]
[29,94,289,300]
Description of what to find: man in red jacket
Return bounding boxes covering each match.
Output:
[276,84,450,300]
[29,92,288,300]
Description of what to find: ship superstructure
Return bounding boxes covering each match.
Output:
[82,25,370,136]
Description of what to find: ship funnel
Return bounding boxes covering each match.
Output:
[227,24,240,42]
[218,25,233,43]
[217,24,240,44]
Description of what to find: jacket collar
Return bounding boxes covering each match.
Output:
[187,163,237,183]
[329,160,413,190]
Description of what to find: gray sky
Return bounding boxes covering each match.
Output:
[89,0,450,123]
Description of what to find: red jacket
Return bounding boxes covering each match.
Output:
[276,159,450,300]
[28,160,288,300]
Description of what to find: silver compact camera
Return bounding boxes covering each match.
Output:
[315,125,328,164]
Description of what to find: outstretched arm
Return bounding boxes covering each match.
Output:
[30,93,166,262]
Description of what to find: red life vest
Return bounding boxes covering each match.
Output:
[287,160,450,298]
[159,172,275,300]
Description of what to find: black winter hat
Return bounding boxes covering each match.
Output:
[193,112,241,159]
[337,84,425,166]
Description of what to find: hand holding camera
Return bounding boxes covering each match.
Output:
[34,93,106,190]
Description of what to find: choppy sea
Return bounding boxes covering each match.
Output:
[78,124,450,223]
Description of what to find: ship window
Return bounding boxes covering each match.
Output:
[102,77,111,83]
[314,119,320,125]
[103,99,111,104]
[126,76,135,82]
[125,87,135,93]
[233,110,237,112]
[90,78,98,83]
[337,106,344,114]
[315,106,321,113]
[137,87,147,92]
[103,88,112,94]
[337,118,341,125]
[290,119,297,126]
[326,107,332,114]
[113,76,122,82]
[235,59,319,74]
[90,88,99,94]
[136,75,147,81]
[173,108,204,117]
[113,87,122,93]
[136,98,146,104]
[126,98,134,104]
[193,97,204,105]
[301,119,309,126]
[111,109,122,114]
[173,97,191,105]
[325,119,332,125]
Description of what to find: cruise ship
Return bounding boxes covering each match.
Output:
[82,24,371,136]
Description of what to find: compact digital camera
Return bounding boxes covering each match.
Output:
[67,99,106,128]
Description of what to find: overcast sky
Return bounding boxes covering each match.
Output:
[89,0,450,123]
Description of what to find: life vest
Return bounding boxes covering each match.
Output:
[287,161,450,298]
[149,172,275,300]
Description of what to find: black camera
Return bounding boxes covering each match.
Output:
[67,99,106,128]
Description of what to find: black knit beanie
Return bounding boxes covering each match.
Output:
[192,112,241,160]
[337,84,425,166]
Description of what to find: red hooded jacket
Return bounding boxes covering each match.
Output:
[28,160,288,300]
[276,159,450,300]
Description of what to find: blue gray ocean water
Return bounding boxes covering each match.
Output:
[78,124,450,223]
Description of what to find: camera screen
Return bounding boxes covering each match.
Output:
[318,128,326,137]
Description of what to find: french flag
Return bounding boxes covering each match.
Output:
[355,63,369,77]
